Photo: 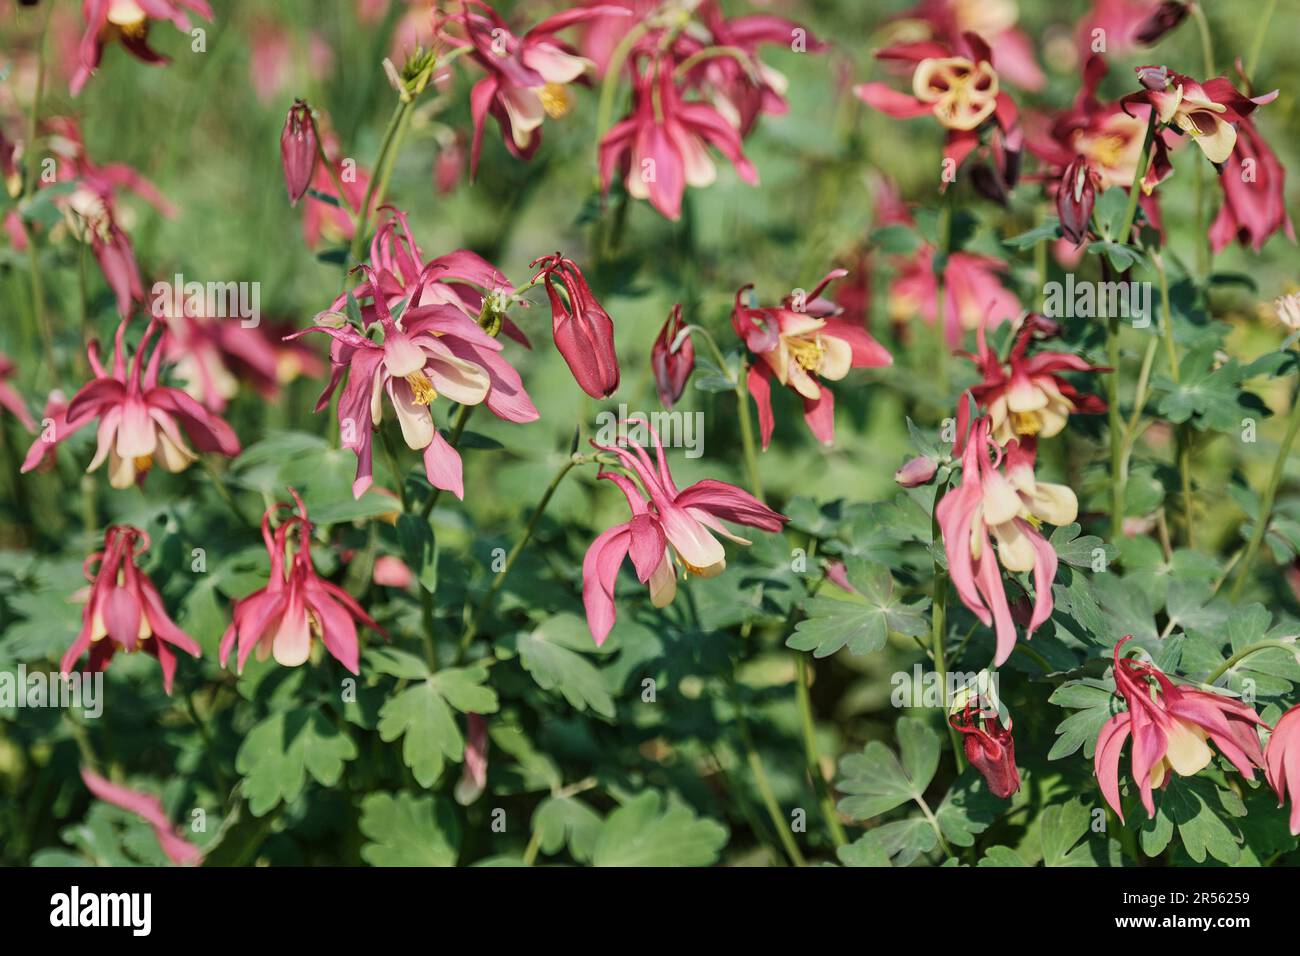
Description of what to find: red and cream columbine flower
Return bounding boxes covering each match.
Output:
[1095,637,1268,821]
[294,266,538,500]
[72,0,214,96]
[582,423,786,644]
[21,319,240,488]
[220,489,382,674]
[1266,704,1300,835]
[964,317,1107,445]
[855,32,1019,179]
[937,418,1075,666]
[732,269,892,448]
[63,525,201,694]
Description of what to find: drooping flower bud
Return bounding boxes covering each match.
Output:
[950,701,1021,799]
[894,454,938,488]
[280,99,318,206]
[1134,2,1190,46]
[651,304,694,408]
[530,253,620,398]
[455,714,489,806]
[1057,156,1098,246]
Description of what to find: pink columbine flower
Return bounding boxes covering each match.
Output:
[599,56,759,222]
[81,768,202,866]
[732,269,892,449]
[686,0,827,134]
[442,0,628,176]
[855,33,1020,182]
[0,352,35,430]
[963,316,1107,445]
[1095,637,1268,821]
[582,423,786,644]
[44,116,173,316]
[294,265,538,500]
[220,489,382,674]
[63,525,201,694]
[936,418,1075,666]
[651,304,694,408]
[71,0,214,95]
[1209,116,1295,254]
[20,319,240,488]
[530,252,620,398]
[330,206,530,348]
[950,699,1021,798]
[280,99,318,205]
[1266,703,1300,835]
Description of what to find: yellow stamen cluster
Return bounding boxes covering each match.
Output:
[539,83,573,119]
[1009,410,1042,436]
[134,454,154,473]
[406,371,437,405]
[786,335,824,372]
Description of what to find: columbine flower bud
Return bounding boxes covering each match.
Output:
[530,253,620,399]
[894,454,938,488]
[1134,2,1190,46]
[280,99,317,206]
[651,304,694,408]
[950,702,1021,799]
[1057,156,1099,246]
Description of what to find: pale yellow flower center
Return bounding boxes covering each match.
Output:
[539,83,573,119]
[406,371,437,405]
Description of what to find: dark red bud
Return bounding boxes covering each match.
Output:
[280,99,318,206]
[532,254,620,399]
[1134,2,1189,46]
[952,705,1021,799]
[651,304,695,408]
[1056,156,1097,246]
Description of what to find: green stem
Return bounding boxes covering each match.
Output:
[934,198,952,397]
[1246,0,1278,80]
[347,96,413,266]
[1189,2,1216,76]
[378,425,409,511]
[1104,266,1125,545]
[1154,256,1195,547]
[673,45,756,81]
[457,454,582,659]
[1205,640,1300,685]
[184,690,231,794]
[1229,373,1300,601]
[794,654,848,847]
[725,672,806,867]
[594,18,657,149]
[915,793,954,859]
[930,482,964,773]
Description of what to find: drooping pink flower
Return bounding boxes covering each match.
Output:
[441,0,628,176]
[1266,703,1300,835]
[1209,116,1295,254]
[280,99,318,205]
[1077,0,1178,60]
[0,352,35,430]
[294,265,538,500]
[855,33,1020,184]
[582,422,786,644]
[598,56,759,222]
[220,489,383,674]
[372,554,414,590]
[530,252,620,399]
[1095,636,1268,821]
[43,116,173,317]
[950,699,1021,798]
[71,0,214,96]
[963,316,1107,445]
[63,525,201,694]
[21,319,240,487]
[936,418,1075,666]
[80,768,202,866]
[651,304,694,408]
[733,269,892,449]
[889,245,1021,348]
